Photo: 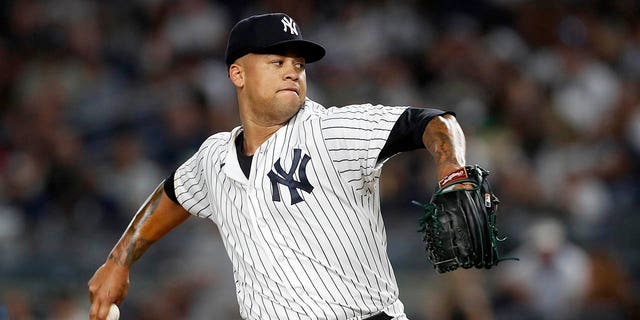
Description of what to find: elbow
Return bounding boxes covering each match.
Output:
[424,113,464,140]
[437,113,461,131]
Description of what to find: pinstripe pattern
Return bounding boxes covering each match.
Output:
[174,99,409,320]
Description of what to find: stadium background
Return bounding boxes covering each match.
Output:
[0,0,639,319]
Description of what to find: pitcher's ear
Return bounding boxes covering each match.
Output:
[228,64,244,88]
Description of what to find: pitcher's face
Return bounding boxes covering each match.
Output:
[234,53,307,125]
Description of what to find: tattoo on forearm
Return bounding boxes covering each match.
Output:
[124,238,153,266]
[108,181,165,267]
[425,116,466,167]
[430,132,457,166]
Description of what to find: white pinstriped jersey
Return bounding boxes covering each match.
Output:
[173,99,410,320]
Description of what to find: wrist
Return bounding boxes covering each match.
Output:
[104,259,132,276]
[106,250,132,269]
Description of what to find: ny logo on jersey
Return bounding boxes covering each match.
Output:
[281,16,299,35]
[267,148,313,204]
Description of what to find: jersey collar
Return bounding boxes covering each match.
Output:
[223,126,251,184]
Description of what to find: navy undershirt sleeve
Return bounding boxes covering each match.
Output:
[163,171,179,204]
[378,108,455,162]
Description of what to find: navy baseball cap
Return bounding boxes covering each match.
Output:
[225,13,326,66]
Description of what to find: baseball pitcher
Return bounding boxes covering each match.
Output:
[88,13,508,320]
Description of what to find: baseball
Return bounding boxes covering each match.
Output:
[106,304,119,320]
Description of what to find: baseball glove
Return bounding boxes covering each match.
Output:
[412,165,515,273]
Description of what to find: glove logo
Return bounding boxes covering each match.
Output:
[439,167,468,187]
[267,148,314,205]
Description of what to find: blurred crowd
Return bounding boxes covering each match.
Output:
[1,0,639,319]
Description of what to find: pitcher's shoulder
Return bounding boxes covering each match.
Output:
[197,130,234,152]
[301,98,330,117]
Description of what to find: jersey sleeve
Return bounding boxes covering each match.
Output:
[172,136,220,218]
[163,171,178,203]
[321,104,407,191]
[378,107,453,162]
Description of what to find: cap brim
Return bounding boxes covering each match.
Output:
[256,39,326,63]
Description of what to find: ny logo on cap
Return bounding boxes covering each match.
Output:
[281,16,299,35]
